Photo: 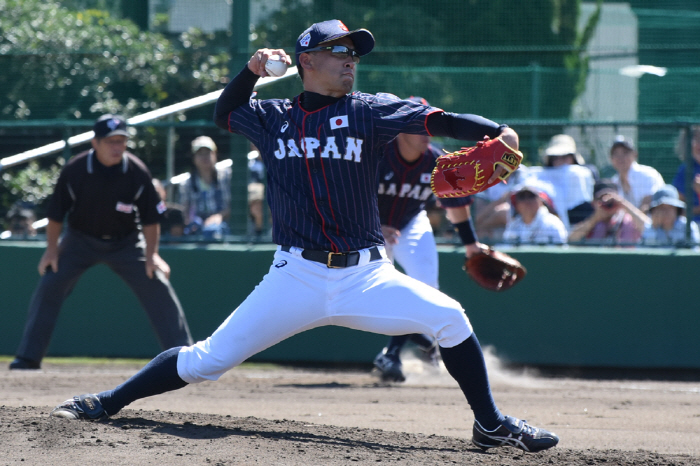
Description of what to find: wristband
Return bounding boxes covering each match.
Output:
[452,218,478,245]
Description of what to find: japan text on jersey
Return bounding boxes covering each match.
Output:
[226,92,436,250]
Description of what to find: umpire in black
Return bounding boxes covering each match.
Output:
[9,115,193,370]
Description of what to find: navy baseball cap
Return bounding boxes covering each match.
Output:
[295,19,375,58]
[94,114,129,139]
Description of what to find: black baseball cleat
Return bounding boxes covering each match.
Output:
[51,394,108,421]
[418,342,441,368]
[472,416,559,452]
[9,357,41,370]
[373,349,405,382]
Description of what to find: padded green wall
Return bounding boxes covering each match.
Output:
[1,243,698,369]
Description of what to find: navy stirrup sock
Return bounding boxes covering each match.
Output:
[409,333,435,349]
[385,335,410,355]
[439,334,504,430]
[98,346,188,416]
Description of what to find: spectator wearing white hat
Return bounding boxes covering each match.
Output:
[501,182,568,245]
[609,135,665,213]
[178,136,232,239]
[529,134,596,231]
[641,184,700,246]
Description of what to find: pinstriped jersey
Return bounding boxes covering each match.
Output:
[377,142,471,230]
[225,91,437,251]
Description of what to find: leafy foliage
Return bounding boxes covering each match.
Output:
[0,0,229,121]
[0,159,63,219]
[0,0,231,216]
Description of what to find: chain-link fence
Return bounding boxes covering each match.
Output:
[2,0,700,246]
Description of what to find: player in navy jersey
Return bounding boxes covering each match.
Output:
[373,98,487,382]
[49,20,558,454]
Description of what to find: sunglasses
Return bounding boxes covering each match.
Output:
[304,45,361,63]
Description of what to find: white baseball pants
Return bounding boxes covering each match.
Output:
[177,245,472,383]
[384,211,439,289]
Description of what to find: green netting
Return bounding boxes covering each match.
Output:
[2,0,700,238]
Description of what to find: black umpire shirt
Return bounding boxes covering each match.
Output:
[47,149,164,240]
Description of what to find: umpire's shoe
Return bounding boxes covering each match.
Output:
[472,416,559,452]
[373,349,405,382]
[9,357,41,370]
[51,394,108,421]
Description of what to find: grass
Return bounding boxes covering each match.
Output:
[0,354,283,370]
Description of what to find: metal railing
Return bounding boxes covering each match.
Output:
[0,67,297,239]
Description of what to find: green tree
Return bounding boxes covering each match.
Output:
[0,0,230,216]
[0,0,229,122]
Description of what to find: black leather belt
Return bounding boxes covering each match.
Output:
[281,245,382,268]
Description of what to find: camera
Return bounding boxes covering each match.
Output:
[601,199,615,209]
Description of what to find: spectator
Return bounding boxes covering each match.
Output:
[152,179,185,238]
[609,135,665,212]
[178,136,232,239]
[530,134,596,230]
[641,184,700,246]
[672,125,700,223]
[502,183,568,245]
[247,145,266,237]
[568,179,649,245]
[4,204,37,238]
[472,165,529,242]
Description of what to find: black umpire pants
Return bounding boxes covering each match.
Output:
[15,228,193,363]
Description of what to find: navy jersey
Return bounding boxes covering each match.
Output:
[224,91,438,251]
[47,150,164,240]
[377,142,471,230]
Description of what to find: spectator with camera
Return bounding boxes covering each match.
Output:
[568,179,649,245]
[609,135,665,213]
[641,184,700,246]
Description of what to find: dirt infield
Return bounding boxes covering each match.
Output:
[2,352,699,465]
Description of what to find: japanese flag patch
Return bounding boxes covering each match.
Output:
[421,173,432,183]
[330,115,348,130]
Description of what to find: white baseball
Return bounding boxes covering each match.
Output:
[264,55,288,77]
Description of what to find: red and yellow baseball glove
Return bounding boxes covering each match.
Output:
[431,137,523,198]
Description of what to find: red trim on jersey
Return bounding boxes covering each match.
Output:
[424,109,444,137]
[298,109,340,252]
[315,125,350,252]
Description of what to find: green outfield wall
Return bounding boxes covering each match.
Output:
[1,242,698,369]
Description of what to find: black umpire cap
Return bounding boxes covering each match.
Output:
[93,114,129,139]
